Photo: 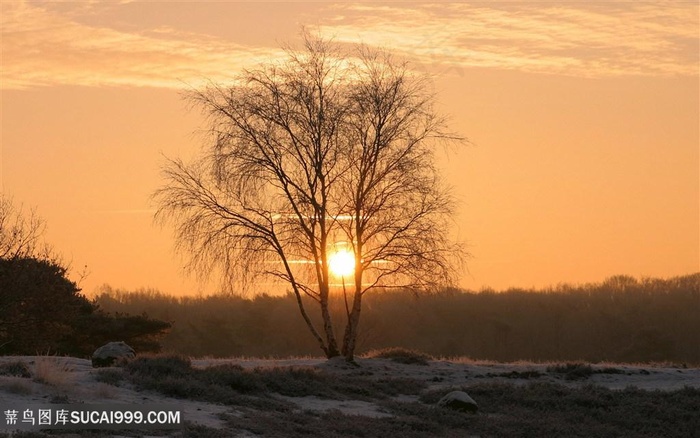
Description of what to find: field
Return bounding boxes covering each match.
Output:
[1,352,698,437]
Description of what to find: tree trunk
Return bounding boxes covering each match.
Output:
[320,284,340,358]
[281,255,332,358]
[341,288,362,361]
[341,236,364,362]
[291,286,329,357]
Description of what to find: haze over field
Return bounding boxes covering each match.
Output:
[1,1,698,296]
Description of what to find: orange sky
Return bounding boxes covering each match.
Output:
[1,1,698,296]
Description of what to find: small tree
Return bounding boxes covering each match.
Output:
[0,257,86,353]
[155,35,464,361]
[0,195,171,356]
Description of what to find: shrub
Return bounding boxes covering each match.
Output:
[598,367,625,374]
[95,368,125,386]
[546,363,594,380]
[255,366,329,397]
[125,354,192,378]
[365,347,433,365]
[0,360,31,378]
[365,377,427,397]
[200,364,264,394]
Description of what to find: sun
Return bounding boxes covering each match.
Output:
[328,248,355,277]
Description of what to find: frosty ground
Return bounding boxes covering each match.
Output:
[1,354,698,437]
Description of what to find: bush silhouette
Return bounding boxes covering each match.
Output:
[0,257,89,354]
[0,257,170,356]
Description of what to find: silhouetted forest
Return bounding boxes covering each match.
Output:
[94,274,700,365]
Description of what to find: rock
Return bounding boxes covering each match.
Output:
[92,341,135,368]
[437,390,478,413]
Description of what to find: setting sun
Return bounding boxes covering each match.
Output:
[328,248,355,278]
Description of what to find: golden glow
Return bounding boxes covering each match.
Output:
[2,2,697,296]
[328,249,356,278]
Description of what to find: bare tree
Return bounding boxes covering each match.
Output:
[337,48,463,359]
[0,195,52,261]
[154,35,464,361]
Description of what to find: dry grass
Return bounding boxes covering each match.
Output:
[91,382,118,399]
[0,376,33,395]
[32,356,74,388]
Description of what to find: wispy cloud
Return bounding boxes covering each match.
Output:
[315,3,698,77]
[2,2,697,90]
[1,2,282,90]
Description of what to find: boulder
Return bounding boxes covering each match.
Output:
[91,341,135,368]
[437,390,478,413]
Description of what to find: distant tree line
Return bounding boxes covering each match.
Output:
[95,273,699,365]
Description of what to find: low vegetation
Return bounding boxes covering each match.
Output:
[121,354,426,405]
[32,356,74,387]
[0,357,76,386]
[1,354,698,437]
[144,360,700,438]
[546,362,595,380]
[365,347,433,365]
[0,360,31,378]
